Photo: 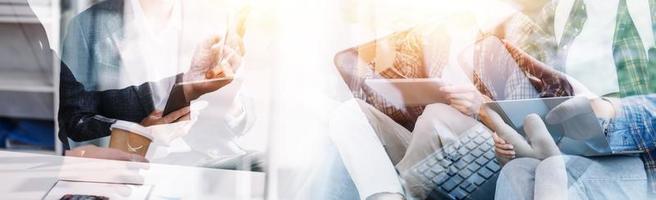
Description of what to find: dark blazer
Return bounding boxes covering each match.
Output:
[58,60,163,148]
[55,0,156,149]
[9,0,179,149]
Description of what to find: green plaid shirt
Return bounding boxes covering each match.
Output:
[613,0,654,97]
[539,0,656,192]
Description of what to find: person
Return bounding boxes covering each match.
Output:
[487,32,656,199]
[485,94,656,199]
[60,0,255,165]
[59,0,250,148]
[527,0,656,97]
[489,0,656,197]
[334,7,574,198]
[59,32,242,148]
[14,0,237,161]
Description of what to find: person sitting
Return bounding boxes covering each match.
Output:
[334,9,573,199]
[487,40,656,200]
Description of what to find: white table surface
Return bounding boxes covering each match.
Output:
[0,150,265,200]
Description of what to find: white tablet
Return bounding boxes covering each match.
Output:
[364,78,449,107]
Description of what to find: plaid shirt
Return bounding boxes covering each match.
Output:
[353,30,429,130]
[613,0,654,96]
[349,13,565,131]
[541,0,656,192]
[547,0,656,96]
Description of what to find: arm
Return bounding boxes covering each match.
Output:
[57,62,162,147]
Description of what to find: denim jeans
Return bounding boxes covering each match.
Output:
[496,94,656,200]
[605,94,656,152]
[495,155,655,200]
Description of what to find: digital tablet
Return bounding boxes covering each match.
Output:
[364,78,449,107]
[163,77,234,115]
[483,97,623,156]
[484,97,572,133]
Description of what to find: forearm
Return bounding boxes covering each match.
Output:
[59,113,114,142]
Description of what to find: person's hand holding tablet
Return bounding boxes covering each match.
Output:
[440,84,488,117]
[182,34,244,102]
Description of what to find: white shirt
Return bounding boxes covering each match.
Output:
[109,1,254,163]
[119,0,183,110]
[555,0,655,96]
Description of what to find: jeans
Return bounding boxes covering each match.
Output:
[495,155,655,200]
[605,94,656,152]
[496,95,656,200]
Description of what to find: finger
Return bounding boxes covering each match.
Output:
[207,67,226,79]
[175,113,191,122]
[495,148,516,157]
[545,96,589,124]
[450,99,473,109]
[208,46,240,78]
[207,66,224,79]
[205,43,227,78]
[495,143,514,151]
[493,136,513,149]
[162,106,191,123]
[495,150,515,160]
[492,132,507,144]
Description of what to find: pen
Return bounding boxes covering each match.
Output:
[208,15,232,78]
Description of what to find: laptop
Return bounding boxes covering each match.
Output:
[333,30,501,200]
[485,97,642,156]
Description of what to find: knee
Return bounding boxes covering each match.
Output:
[422,103,461,120]
[535,155,569,177]
[539,155,570,166]
[499,158,541,179]
[419,103,477,132]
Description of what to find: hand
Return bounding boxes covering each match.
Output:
[65,145,148,162]
[141,107,190,127]
[492,132,515,165]
[440,84,485,116]
[500,39,574,97]
[481,106,560,160]
[183,35,244,101]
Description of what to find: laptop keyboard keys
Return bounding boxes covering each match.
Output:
[478,167,494,179]
[450,188,468,200]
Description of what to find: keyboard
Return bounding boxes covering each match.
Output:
[411,124,501,200]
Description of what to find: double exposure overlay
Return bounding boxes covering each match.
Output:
[1,0,655,199]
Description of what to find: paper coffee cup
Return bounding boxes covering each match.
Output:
[109,121,152,157]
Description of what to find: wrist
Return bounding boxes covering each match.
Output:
[182,84,197,101]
